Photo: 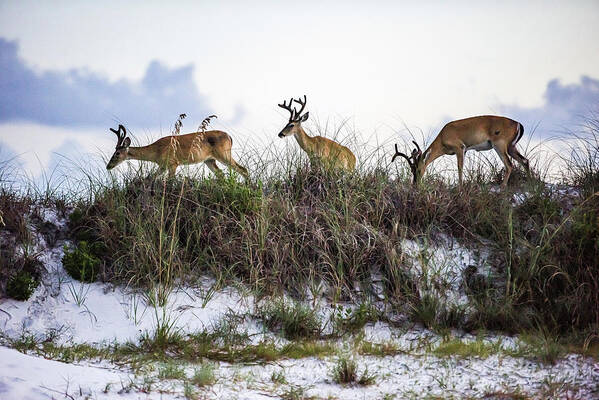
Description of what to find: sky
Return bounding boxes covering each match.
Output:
[0,0,598,181]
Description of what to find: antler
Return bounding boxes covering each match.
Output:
[392,142,422,185]
[109,124,127,148]
[412,140,422,156]
[278,98,296,121]
[292,95,307,119]
[392,143,415,166]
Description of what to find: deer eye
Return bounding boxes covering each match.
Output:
[288,124,294,128]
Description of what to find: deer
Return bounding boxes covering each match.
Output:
[105,118,248,179]
[392,115,530,188]
[277,95,356,171]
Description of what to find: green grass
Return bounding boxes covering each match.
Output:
[157,362,186,380]
[257,298,322,340]
[332,303,380,335]
[190,363,216,386]
[280,341,336,359]
[433,338,505,358]
[271,369,287,385]
[430,332,599,364]
[280,385,316,400]
[1,329,336,369]
[356,340,405,357]
[330,355,376,386]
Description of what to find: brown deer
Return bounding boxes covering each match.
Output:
[106,120,248,178]
[277,95,356,171]
[392,115,529,188]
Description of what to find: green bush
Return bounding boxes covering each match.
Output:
[68,207,96,242]
[6,270,39,301]
[62,241,101,282]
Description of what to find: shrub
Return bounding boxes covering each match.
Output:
[0,189,32,244]
[6,270,39,301]
[62,241,101,282]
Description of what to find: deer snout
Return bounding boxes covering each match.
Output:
[106,155,119,170]
[278,125,292,138]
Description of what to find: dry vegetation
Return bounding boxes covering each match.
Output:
[1,116,598,349]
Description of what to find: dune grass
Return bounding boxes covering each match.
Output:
[1,116,597,345]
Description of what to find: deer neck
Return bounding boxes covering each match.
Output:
[127,145,157,163]
[422,139,444,172]
[293,125,316,154]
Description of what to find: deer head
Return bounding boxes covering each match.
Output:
[392,141,424,184]
[277,95,309,138]
[106,124,131,170]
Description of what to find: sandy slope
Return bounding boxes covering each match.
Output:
[1,205,598,399]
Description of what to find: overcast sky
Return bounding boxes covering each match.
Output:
[1,0,598,179]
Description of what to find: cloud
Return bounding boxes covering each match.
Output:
[499,76,599,137]
[0,38,214,129]
[0,141,22,169]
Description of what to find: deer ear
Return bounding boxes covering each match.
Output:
[123,137,131,148]
[300,112,309,122]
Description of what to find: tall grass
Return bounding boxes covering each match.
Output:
[2,117,598,340]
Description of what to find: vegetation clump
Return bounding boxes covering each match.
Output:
[0,189,40,299]
[190,363,216,387]
[330,355,376,385]
[332,303,379,335]
[257,298,322,340]
[62,241,101,282]
[1,115,598,347]
[56,126,599,338]
[157,362,186,380]
[6,269,39,301]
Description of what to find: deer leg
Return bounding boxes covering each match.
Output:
[456,145,466,186]
[508,144,530,174]
[215,151,249,179]
[494,147,513,188]
[204,159,224,177]
[167,164,177,178]
[232,160,249,179]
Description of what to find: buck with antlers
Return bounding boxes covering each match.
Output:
[277,95,356,171]
[392,115,529,188]
[106,118,248,178]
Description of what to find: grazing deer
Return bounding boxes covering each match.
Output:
[392,115,529,188]
[277,95,356,171]
[106,120,248,178]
